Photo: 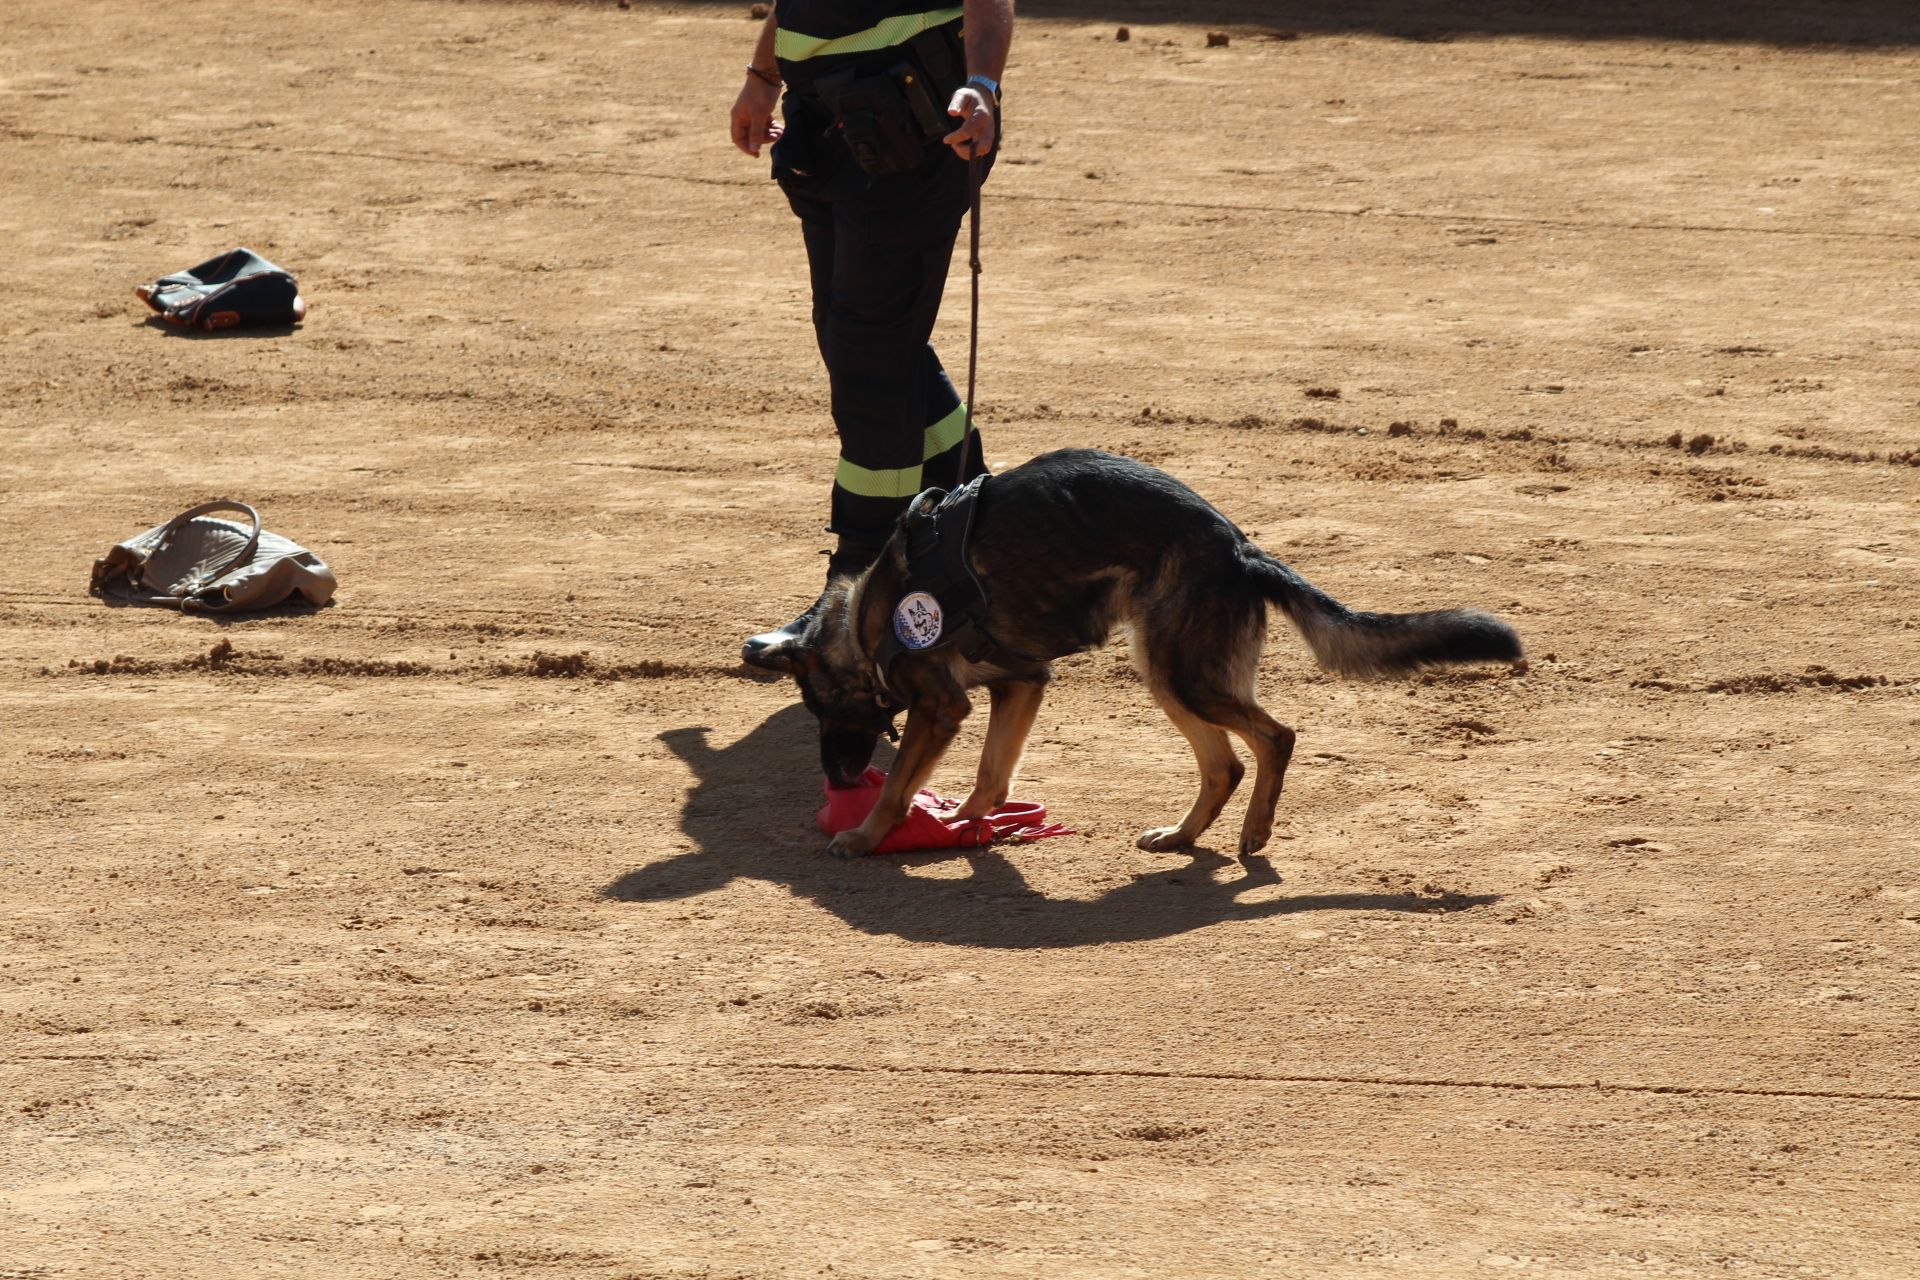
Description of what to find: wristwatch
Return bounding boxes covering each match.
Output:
[965,74,1001,105]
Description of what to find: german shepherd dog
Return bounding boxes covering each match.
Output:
[758,449,1522,859]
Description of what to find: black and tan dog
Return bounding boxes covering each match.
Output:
[758,449,1522,859]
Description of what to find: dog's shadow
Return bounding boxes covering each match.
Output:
[604,703,1496,949]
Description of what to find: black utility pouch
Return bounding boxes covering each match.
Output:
[902,24,966,109]
[893,24,968,145]
[893,59,950,141]
[820,69,925,175]
[815,25,965,177]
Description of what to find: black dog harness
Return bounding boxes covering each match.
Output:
[869,475,1033,691]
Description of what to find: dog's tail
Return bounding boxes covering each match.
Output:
[1241,546,1522,677]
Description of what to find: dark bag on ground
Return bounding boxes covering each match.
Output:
[136,248,306,331]
[90,500,336,613]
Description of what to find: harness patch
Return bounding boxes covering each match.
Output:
[892,591,944,650]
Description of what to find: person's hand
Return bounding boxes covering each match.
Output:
[730,76,783,157]
[942,85,996,159]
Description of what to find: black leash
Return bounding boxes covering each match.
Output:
[965,140,982,434]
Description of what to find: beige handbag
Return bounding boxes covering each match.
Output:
[90,500,336,613]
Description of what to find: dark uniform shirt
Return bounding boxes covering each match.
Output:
[774,0,964,91]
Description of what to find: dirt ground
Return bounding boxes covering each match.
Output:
[4,1,1919,1276]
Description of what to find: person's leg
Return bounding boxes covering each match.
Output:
[822,143,994,547]
[744,134,995,669]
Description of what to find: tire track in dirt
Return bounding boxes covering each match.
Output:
[14,1049,1912,1104]
[1138,407,1920,474]
[27,640,727,682]
[569,1059,1920,1105]
[24,636,1913,697]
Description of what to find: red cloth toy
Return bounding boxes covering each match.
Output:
[817,767,1073,855]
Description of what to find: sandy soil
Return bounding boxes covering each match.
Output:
[3,2,1919,1276]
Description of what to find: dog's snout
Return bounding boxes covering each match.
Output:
[819,724,879,789]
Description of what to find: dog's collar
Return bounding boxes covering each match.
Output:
[867,476,1035,686]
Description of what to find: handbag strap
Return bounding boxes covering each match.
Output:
[147,499,262,594]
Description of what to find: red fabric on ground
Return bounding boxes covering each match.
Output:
[816,767,1073,854]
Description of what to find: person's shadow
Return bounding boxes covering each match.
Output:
[604,701,1497,948]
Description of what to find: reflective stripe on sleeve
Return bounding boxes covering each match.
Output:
[775,6,963,62]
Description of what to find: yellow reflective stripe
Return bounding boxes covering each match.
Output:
[922,402,971,459]
[775,7,963,62]
[836,455,922,499]
[835,406,975,498]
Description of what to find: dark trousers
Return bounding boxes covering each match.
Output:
[777,105,993,547]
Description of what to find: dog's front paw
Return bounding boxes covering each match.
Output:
[1136,826,1194,852]
[825,829,877,860]
[952,789,1003,821]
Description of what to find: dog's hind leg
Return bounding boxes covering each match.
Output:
[1164,618,1297,856]
[1130,627,1245,851]
[1135,707,1242,852]
[1198,698,1296,856]
[955,679,1046,820]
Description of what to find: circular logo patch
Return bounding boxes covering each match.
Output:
[892,591,944,650]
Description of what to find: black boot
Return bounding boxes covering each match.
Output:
[740,532,886,672]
